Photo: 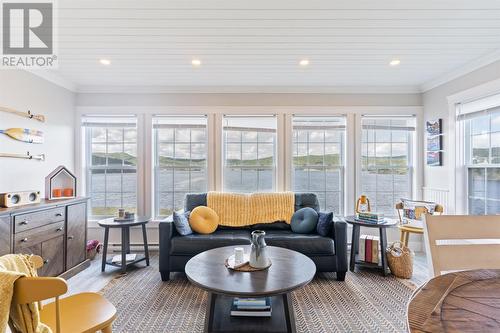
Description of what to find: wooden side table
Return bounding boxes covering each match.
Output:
[344,216,397,276]
[98,216,150,273]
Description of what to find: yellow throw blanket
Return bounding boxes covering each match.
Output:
[0,254,51,333]
[207,192,295,227]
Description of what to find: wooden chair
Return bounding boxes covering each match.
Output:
[10,255,116,333]
[423,215,500,277]
[396,202,444,247]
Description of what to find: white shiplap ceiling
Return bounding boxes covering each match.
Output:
[47,0,500,92]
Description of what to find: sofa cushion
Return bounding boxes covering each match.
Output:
[316,212,334,237]
[170,230,252,255]
[291,207,318,234]
[294,193,320,212]
[184,193,207,212]
[173,210,193,236]
[189,206,219,234]
[264,230,334,255]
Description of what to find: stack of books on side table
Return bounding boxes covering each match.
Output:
[230,297,272,317]
[359,235,381,265]
[356,212,385,224]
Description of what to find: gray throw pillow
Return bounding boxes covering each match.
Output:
[173,210,192,235]
[316,212,334,236]
[291,207,319,234]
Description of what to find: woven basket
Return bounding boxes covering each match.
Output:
[386,242,413,279]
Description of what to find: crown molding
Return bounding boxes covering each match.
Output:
[76,85,421,94]
[420,49,500,93]
[24,69,77,92]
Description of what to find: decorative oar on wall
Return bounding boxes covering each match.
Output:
[0,128,44,144]
[0,151,45,161]
[0,106,45,122]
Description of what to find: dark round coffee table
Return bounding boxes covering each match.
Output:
[344,216,398,276]
[185,245,316,333]
[98,216,150,273]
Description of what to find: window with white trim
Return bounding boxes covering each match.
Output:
[360,116,415,216]
[223,115,277,192]
[458,96,500,215]
[292,116,345,214]
[83,115,138,218]
[153,116,208,218]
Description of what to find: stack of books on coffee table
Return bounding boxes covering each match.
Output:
[230,297,272,317]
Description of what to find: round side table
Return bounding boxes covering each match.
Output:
[98,216,150,273]
[344,216,397,276]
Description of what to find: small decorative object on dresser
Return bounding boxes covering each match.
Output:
[45,165,77,200]
[0,190,41,208]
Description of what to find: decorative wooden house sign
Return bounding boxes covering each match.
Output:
[45,165,77,200]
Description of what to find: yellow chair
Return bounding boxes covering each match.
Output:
[11,255,116,333]
[396,202,444,247]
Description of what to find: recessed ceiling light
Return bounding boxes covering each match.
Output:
[99,59,111,65]
[192,59,201,67]
[389,59,401,66]
[299,59,310,66]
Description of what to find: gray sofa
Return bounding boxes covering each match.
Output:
[159,193,348,281]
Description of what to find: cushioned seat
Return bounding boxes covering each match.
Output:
[170,230,251,255]
[264,230,335,255]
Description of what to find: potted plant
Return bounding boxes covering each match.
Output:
[86,240,103,260]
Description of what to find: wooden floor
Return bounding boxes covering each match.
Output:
[65,250,431,297]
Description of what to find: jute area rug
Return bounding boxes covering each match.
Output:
[101,255,415,333]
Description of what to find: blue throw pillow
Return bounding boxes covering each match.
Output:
[291,207,319,234]
[173,211,193,236]
[316,212,333,237]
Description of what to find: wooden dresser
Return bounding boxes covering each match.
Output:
[0,197,90,278]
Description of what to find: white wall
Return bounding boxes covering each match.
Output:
[422,60,500,204]
[0,70,75,194]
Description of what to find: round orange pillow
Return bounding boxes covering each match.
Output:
[189,206,219,234]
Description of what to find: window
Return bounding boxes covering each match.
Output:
[292,116,346,214]
[223,115,277,192]
[153,116,208,217]
[83,116,138,218]
[459,103,500,215]
[360,116,415,216]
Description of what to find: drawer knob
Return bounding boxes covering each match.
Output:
[43,259,49,264]
[55,213,63,217]
[68,236,74,240]
[20,220,28,225]
[56,227,63,232]
[21,238,28,242]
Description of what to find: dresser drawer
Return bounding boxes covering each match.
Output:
[14,207,65,233]
[14,221,65,250]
